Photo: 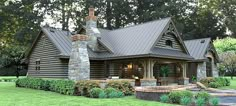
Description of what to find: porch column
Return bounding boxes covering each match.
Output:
[141,60,147,79]
[182,63,187,78]
[147,59,151,78]
[150,59,156,79]
[181,62,189,85]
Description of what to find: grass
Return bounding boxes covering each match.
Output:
[0,76,26,79]
[0,82,175,106]
[218,77,236,90]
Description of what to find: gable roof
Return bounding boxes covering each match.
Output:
[27,18,194,60]
[152,20,190,54]
[184,38,219,62]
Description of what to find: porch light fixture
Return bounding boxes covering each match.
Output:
[127,64,132,69]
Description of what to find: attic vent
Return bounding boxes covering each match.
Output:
[50,29,55,33]
[200,40,205,43]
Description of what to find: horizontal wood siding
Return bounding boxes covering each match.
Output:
[90,60,105,79]
[28,33,68,78]
[156,34,184,51]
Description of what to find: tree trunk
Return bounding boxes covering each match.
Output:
[106,0,112,29]
[61,0,66,30]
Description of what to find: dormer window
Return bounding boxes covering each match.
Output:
[166,40,173,47]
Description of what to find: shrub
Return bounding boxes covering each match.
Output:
[215,77,226,87]
[89,88,104,98]
[196,98,205,106]
[106,80,134,95]
[41,80,51,91]
[225,78,231,86]
[105,87,118,94]
[209,82,220,88]
[108,91,124,98]
[180,97,192,106]
[49,80,75,95]
[168,90,193,104]
[182,90,194,98]
[210,98,219,106]
[160,95,169,103]
[98,91,107,98]
[196,91,211,103]
[200,77,215,87]
[200,77,230,88]
[16,78,76,95]
[16,77,44,89]
[76,80,100,97]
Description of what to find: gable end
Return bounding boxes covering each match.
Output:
[155,22,187,53]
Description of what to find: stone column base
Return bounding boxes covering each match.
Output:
[140,79,156,86]
[178,77,189,85]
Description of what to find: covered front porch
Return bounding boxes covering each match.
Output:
[105,58,189,86]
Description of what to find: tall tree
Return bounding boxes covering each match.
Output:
[0,0,43,67]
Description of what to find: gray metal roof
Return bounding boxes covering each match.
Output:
[42,28,72,56]
[184,38,211,60]
[100,17,171,56]
[36,17,193,60]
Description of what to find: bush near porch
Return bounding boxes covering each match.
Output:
[200,77,230,88]
[160,90,217,106]
[16,77,134,98]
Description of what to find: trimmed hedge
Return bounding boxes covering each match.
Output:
[16,77,132,98]
[49,80,76,95]
[16,77,76,95]
[16,77,44,89]
[105,80,134,95]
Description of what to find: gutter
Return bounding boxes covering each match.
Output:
[58,53,194,61]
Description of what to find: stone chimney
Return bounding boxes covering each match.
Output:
[68,34,90,80]
[85,7,101,51]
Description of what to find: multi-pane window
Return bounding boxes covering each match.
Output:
[35,59,40,72]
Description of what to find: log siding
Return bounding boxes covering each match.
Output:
[156,34,184,51]
[27,33,68,78]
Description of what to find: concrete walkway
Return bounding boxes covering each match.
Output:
[208,89,236,106]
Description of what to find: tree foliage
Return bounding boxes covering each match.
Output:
[219,52,236,79]
[213,37,236,78]
[213,37,236,53]
[1,0,236,67]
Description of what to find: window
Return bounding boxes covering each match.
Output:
[166,40,173,47]
[35,59,40,72]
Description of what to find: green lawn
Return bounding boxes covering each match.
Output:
[0,76,26,79]
[0,82,174,106]
[218,77,236,90]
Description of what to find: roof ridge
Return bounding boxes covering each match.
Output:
[107,17,171,32]
[42,27,71,33]
[184,37,211,42]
